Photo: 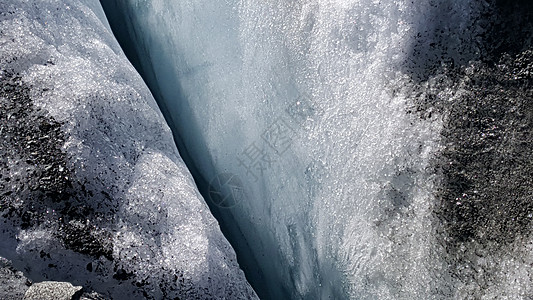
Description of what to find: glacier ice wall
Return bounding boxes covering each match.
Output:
[0,0,257,299]
[101,0,533,299]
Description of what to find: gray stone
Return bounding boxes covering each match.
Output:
[23,281,82,300]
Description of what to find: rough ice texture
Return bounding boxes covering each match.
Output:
[101,0,533,299]
[0,0,257,299]
[408,49,533,299]
[0,257,30,299]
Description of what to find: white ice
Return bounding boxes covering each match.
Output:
[0,0,257,298]
[101,0,533,299]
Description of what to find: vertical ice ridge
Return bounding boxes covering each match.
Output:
[0,0,257,299]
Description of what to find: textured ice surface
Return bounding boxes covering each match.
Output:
[0,257,30,299]
[103,1,533,299]
[0,0,257,299]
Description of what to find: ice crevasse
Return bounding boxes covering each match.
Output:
[101,0,533,299]
[0,0,257,299]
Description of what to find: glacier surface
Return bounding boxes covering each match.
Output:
[102,0,533,299]
[0,0,257,299]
